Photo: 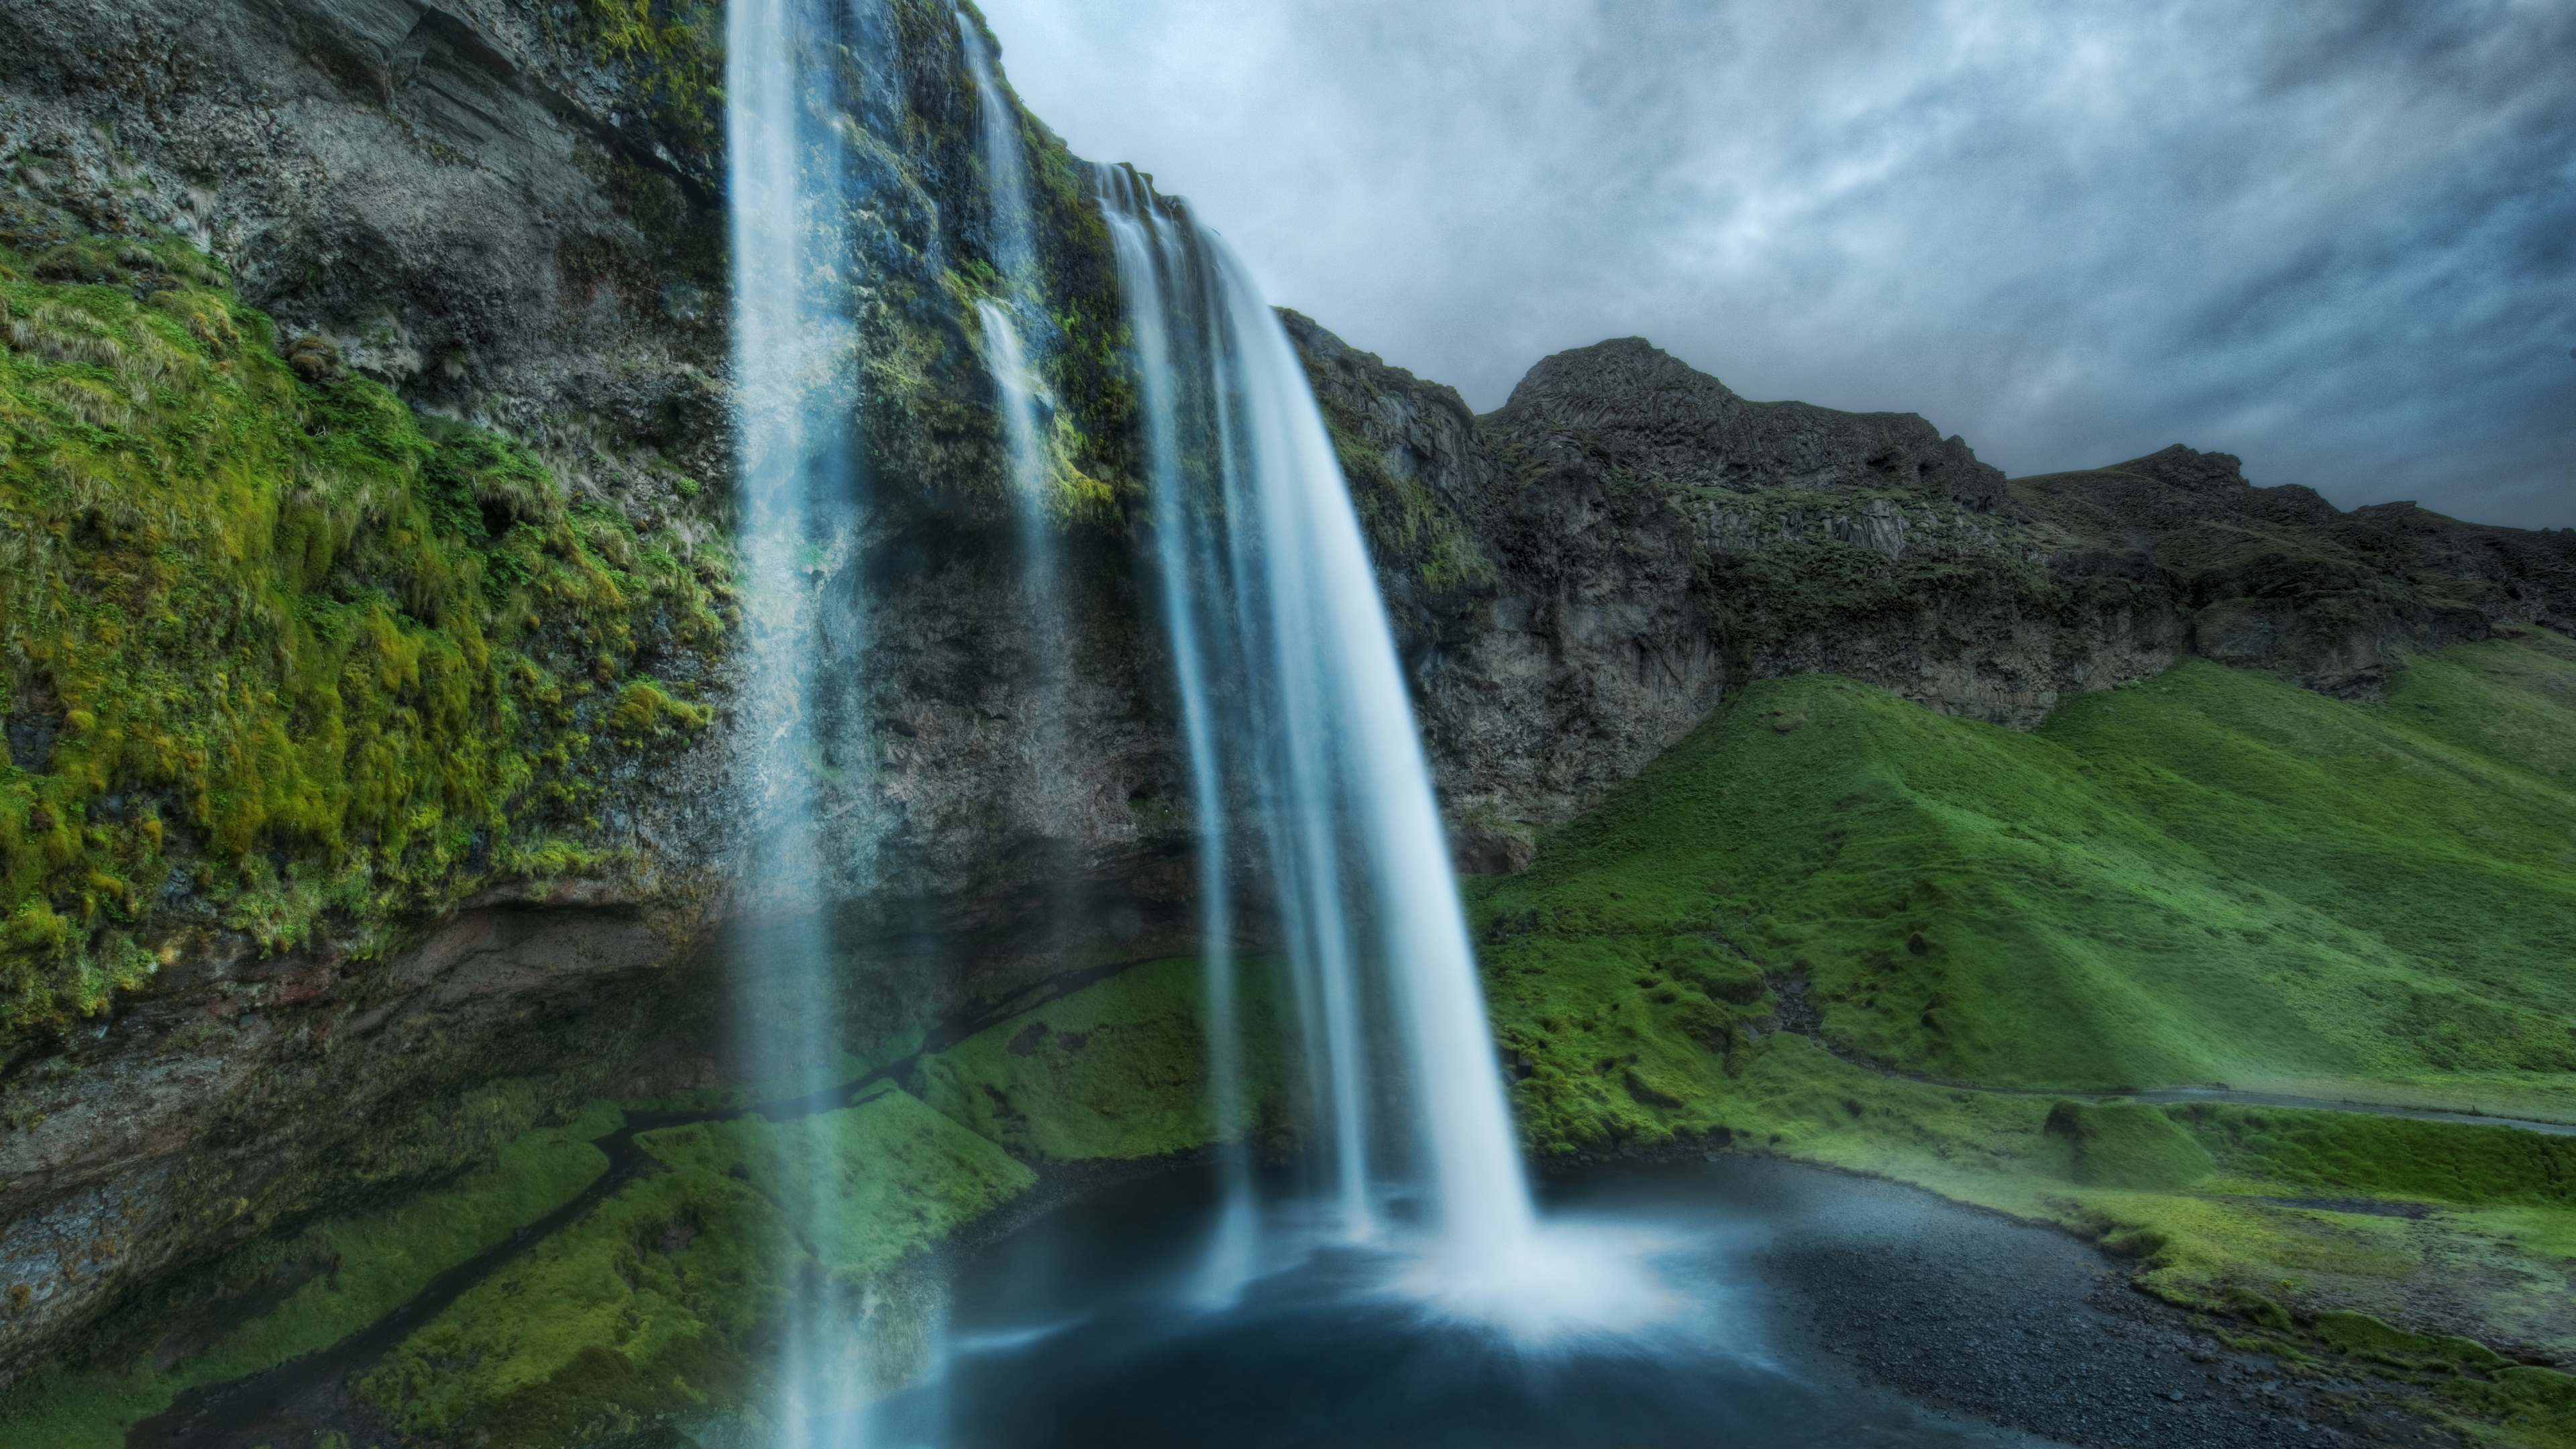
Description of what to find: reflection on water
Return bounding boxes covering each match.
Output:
[853,1161,2060,1449]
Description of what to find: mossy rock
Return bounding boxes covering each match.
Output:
[0,215,728,1047]
[2455,1364,2576,1447]
[2310,1309,2508,1372]
[2220,1286,2294,1332]
[2045,1100,2213,1189]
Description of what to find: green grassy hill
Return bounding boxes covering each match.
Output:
[1476,629,2576,1124]
[1469,631,2576,1437]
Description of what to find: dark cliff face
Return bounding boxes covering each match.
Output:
[1292,323,2576,849]
[2019,446,2576,698]
[0,0,733,482]
[1487,336,2007,510]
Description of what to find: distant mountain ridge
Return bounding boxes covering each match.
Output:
[1289,317,2576,857]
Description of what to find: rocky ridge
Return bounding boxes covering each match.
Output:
[1294,321,2576,855]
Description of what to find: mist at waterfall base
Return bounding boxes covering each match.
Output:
[865,1160,2049,1449]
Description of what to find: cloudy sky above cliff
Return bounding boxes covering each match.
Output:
[975,0,2576,528]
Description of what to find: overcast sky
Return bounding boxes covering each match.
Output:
[975,0,2575,529]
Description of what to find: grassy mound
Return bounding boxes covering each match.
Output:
[358,1087,1034,1443]
[920,953,1302,1163]
[2047,1099,2212,1189]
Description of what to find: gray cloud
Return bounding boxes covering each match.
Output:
[976,0,2576,527]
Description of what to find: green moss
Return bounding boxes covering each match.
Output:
[0,1101,620,1448]
[358,1089,1030,1444]
[0,222,727,1049]
[2222,1287,2295,1332]
[638,1087,1036,1276]
[569,0,726,164]
[2457,1365,2576,1449]
[358,1157,786,1440]
[604,677,713,747]
[2310,1309,2509,1371]
[1312,411,1493,594]
[919,955,1299,1162]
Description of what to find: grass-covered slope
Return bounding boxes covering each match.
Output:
[0,223,727,1050]
[1472,633,2576,1434]
[1477,630,2576,1136]
[358,1087,1036,1444]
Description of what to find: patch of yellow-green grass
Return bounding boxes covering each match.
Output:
[356,1157,785,1441]
[0,1100,620,1449]
[640,1086,1036,1277]
[918,954,1301,1163]
[356,1088,1031,1446]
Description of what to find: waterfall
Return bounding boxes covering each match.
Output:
[961,9,1075,833]
[957,12,1031,278]
[727,0,876,1436]
[1092,170,1556,1315]
[1092,170,1260,1302]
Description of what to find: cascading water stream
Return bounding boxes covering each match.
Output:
[727,5,1645,1433]
[727,0,878,1438]
[1093,171,1585,1322]
[959,9,1075,830]
[1091,168,1258,1302]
